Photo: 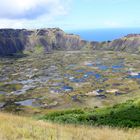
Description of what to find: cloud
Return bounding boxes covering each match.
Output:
[0,0,70,20]
[0,0,72,29]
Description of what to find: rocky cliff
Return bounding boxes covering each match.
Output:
[0,28,140,55]
[92,34,140,53]
[0,28,89,55]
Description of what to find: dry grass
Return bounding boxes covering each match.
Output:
[0,113,139,140]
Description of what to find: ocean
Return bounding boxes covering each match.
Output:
[65,28,140,42]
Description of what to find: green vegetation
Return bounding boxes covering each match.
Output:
[0,51,140,113]
[0,50,140,139]
[41,99,140,128]
[0,83,23,93]
[34,45,44,53]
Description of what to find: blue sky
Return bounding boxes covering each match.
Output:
[0,0,139,30]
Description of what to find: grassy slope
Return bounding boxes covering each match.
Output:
[0,113,140,140]
[41,99,140,128]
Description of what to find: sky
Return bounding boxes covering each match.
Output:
[0,0,139,30]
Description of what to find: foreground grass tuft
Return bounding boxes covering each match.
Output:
[0,113,139,140]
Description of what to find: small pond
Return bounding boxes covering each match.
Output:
[15,99,40,107]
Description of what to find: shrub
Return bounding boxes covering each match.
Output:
[40,99,140,128]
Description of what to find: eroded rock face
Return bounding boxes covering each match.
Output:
[0,28,89,55]
[0,29,29,55]
[91,34,140,53]
[1,28,140,55]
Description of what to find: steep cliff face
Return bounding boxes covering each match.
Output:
[1,28,140,55]
[0,28,88,55]
[92,34,140,53]
[0,29,28,55]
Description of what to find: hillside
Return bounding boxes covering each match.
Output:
[40,99,140,128]
[1,28,140,55]
[0,112,139,140]
[0,28,89,55]
[92,34,140,53]
[0,28,140,140]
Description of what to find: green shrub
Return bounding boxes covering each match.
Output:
[40,99,140,128]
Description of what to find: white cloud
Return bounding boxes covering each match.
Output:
[0,0,71,28]
[0,0,70,19]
